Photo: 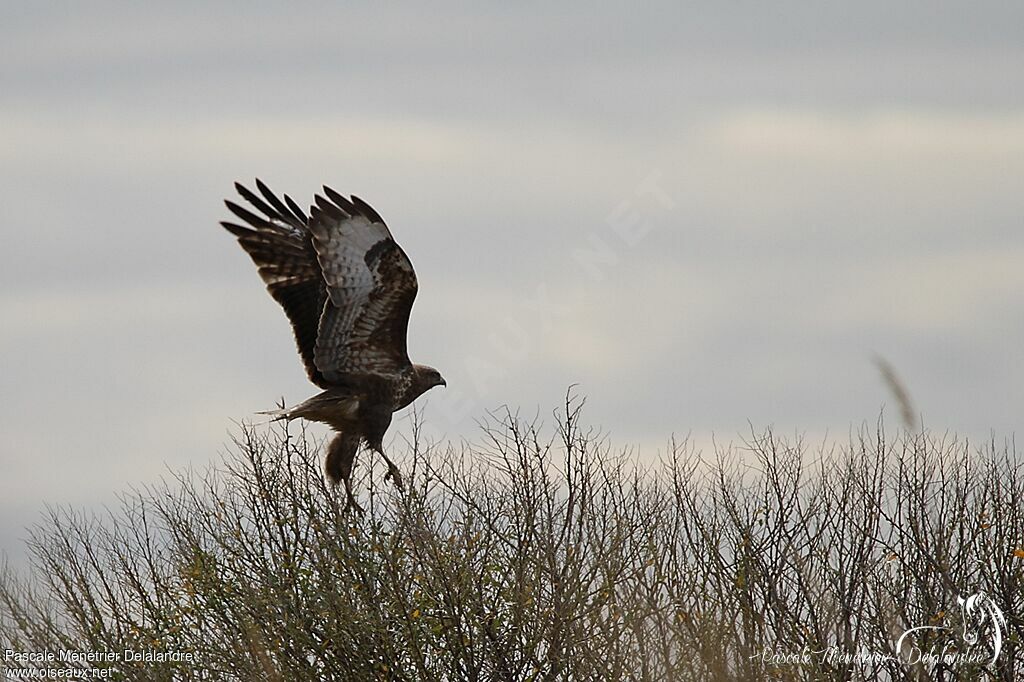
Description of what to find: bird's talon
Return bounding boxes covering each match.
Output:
[386,466,405,492]
[343,496,365,515]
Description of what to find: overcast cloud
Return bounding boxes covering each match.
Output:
[2,2,1022,562]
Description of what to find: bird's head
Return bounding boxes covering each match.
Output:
[413,364,447,391]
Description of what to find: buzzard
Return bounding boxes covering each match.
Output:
[221,180,446,512]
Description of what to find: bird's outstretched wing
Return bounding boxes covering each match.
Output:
[221,180,330,387]
[222,181,418,387]
[307,187,418,383]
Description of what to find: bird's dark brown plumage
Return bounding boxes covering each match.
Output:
[222,180,446,511]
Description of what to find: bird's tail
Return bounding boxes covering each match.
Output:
[254,399,296,425]
[258,405,290,417]
[256,407,290,421]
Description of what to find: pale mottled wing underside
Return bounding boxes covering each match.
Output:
[221,180,418,388]
[308,188,418,383]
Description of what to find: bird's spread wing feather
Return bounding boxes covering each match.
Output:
[307,188,418,383]
[221,180,330,387]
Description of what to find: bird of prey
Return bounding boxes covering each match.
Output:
[221,180,446,512]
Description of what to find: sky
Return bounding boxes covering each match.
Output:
[2,2,1023,562]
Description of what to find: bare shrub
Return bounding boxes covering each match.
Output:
[2,396,1021,681]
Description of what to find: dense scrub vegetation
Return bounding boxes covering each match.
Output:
[2,397,1022,680]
